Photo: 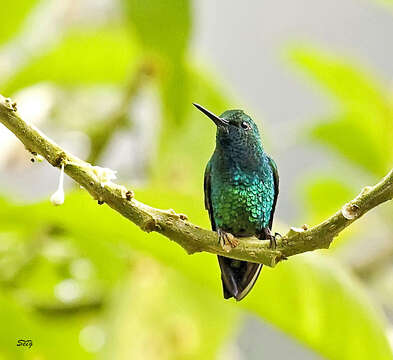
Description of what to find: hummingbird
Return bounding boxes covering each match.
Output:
[193,103,279,301]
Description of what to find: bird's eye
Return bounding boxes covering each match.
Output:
[241,122,251,130]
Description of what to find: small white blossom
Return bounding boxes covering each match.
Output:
[91,166,117,187]
[50,163,65,206]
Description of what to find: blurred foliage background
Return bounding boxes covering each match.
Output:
[0,0,392,359]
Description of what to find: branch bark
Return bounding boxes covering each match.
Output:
[0,94,392,267]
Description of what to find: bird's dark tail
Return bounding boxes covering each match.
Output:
[217,256,262,301]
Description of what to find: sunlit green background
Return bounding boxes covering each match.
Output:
[0,0,393,359]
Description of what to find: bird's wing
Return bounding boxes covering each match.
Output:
[267,155,279,230]
[204,160,216,231]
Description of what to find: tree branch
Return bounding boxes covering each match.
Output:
[0,94,392,267]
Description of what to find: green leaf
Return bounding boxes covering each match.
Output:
[158,58,191,126]
[246,255,393,360]
[310,113,392,176]
[3,26,140,94]
[123,0,191,59]
[104,261,238,359]
[289,46,389,112]
[123,0,192,125]
[0,191,391,359]
[289,45,393,175]
[0,293,37,359]
[302,176,356,224]
[0,290,93,360]
[0,0,40,45]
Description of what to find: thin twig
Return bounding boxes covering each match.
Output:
[0,94,392,267]
[87,61,155,164]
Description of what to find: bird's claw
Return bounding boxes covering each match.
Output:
[217,229,239,252]
[267,230,281,250]
[269,236,277,250]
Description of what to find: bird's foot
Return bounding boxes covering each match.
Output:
[269,236,276,250]
[217,229,239,252]
[273,233,287,259]
[266,229,281,250]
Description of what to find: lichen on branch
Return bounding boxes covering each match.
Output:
[0,94,392,267]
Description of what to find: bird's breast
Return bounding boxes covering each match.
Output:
[210,168,275,236]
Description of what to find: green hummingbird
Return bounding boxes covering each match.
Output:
[194,103,279,301]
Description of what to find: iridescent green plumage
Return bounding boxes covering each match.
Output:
[195,104,279,301]
[208,154,275,235]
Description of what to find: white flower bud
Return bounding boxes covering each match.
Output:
[51,163,65,206]
[50,189,64,206]
[91,166,117,187]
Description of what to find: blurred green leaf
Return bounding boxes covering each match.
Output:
[105,259,238,360]
[247,254,392,360]
[0,290,95,360]
[310,113,391,175]
[158,58,191,126]
[0,0,40,45]
[123,0,192,125]
[300,176,362,249]
[290,46,389,114]
[123,0,191,59]
[302,176,356,223]
[289,46,393,176]
[1,191,391,359]
[0,293,38,359]
[3,26,140,94]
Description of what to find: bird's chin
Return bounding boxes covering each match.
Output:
[217,125,229,135]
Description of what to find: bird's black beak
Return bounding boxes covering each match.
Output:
[193,103,229,127]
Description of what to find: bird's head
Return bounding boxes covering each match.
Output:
[193,103,263,152]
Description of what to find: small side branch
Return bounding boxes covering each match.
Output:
[87,61,155,164]
[0,95,392,267]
